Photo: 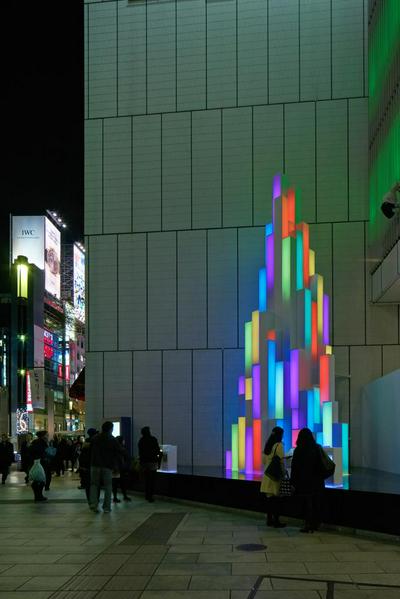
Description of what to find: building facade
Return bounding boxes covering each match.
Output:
[84,0,398,468]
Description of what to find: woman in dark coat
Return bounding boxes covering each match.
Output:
[290,427,325,533]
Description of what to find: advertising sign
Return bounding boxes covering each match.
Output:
[45,217,61,298]
[34,325,44,367]
[11,215,45,269]
[31,368,45,410]
[73,244,85,322]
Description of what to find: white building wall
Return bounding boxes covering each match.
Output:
[85,0,396,467]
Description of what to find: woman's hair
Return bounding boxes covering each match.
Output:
[296,427,316,449]
[264,426,284,455]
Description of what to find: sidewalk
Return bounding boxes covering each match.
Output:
[0,469,399,598]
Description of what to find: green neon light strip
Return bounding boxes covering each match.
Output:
[231,424,238,471]
[282,237,291,301]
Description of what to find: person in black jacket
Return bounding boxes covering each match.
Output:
[290,427,325,533]
[112,436,132,503]
[138,426,161,503]
[79,428,97,500]
[30,431,52,491]
[20,433,33,483]
[89,422,123,513]
[0,434,14,484]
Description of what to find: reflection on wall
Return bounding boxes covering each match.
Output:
[226,174,349,483]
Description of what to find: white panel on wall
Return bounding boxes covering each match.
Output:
[350,345,381,466]
[192,110,221,229]
[285,102,315,223]
[206,0,236,109]
[148,232,176,349]
[253,105,283,226]
[349,98,368,221]
[223,107,252,227]
[133,351,162,449]
[162,113,191,231]
[178,230,207,349]
[132,115,161,232]
[208,229,238,349]
[118,0,146,115]
[147,0,176,113]
[316,100,348,222]
[88,2,117,118]
[269,0,299,104]
[300,0,331,101]
[85,352,104,429]
[238,227,265,347]
[333,223,365,345]
[88,235,118,351]
[177,0,206,111]
[193,350,223,466]
[223,349,243,453]
[383,346,400,376]
[103,117,131,233]
[332,0,364,99]
[163,351,192,465]
[85,120,103,236]
[104,351,132,418]
[309,223,332,298]
[118,233,147,350]
[238,0,268,106]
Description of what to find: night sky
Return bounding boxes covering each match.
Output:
[1,2,83,292]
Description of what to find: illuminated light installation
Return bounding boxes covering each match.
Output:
[226,174,349,483]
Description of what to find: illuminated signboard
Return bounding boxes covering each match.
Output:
[73,244,85,322]
[16,408,29,435]
[44,330,54,359]
[44,217,61,298]
[26,371,33,413]
[12,215,45,269]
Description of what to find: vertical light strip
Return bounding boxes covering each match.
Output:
[287,188,296,234]
[253,419,262,471]
[259,268,267,311]
[238,417,246,471]
[268,340,276,418]
[311,302,318,359]
[266,230,274,292]
[238,375,245,395]
[322,401,333,447]
[304,288,312,350]
[320,355,329,403]
[309,249,315,276]
[307,389,314,429]
[275,362,284,419]
[245,321,252,376]
[313,387,321,424]
[282,195,288,238]
[245,427,253,473]
[252,311,260,364]
[323,294,329,345]
[225,450,232,470]
[252,365,260,418]
[342,423,349,475]
[245,377,252,400]
[296,230,303,290]
[231,424,238,471]
[290,349,299,408]
[282,237,291,301]
[272,173,281,199]
[317,276,323,338]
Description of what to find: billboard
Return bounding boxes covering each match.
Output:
[45,217,61,298]
[73,244,85,322]
[12,215,45,269]
[31,368,45,410]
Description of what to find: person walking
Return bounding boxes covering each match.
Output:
[20,433,33,483]
[30,431,52,491]
[78,428,97,500]
[28,458,47,501]
[290,427,325,533]
[0,434,14,485]
[138,426,161,503]
[112,436,132,503]
[260,426,286,528]
[89,422,122,513]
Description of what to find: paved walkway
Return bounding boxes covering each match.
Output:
[0,469,399,598]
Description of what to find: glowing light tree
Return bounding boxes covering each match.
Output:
[226,174,349,485]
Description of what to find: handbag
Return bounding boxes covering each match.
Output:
[264,444,283,482]
[279,471,293,497]
[318,445,336,479]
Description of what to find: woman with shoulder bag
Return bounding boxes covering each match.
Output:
[260,426,286,528]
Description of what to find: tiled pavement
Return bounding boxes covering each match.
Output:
[0,471,400,598]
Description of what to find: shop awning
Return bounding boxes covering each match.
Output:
[69,368,85,401]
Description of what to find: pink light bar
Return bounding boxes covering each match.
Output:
[245,427,253,473]
[225,450,232,470]
[273,174,281,199]
[323,294,329,345]
[238,376,245,395]
[252,365,261,419]
[266,232,274,291]
[290,349,299,408]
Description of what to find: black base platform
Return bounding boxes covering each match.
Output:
[132,467,400,537]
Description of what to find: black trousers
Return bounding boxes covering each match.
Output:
[300,492,322,530]
[265,495,281,522]
[31,481,45,500]
[112,476,128,499]
[143,468,156,501]
[0,467,10,484]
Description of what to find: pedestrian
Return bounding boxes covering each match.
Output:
[28,458,47,501]
[260,426,286,528]
[30,431,52,491]
[55,438,67,476]
[112,436,132,503]
[20,433,33,483]
[290,427,325,533]
[78,428,97,500]
[138,426,161,503]
[0,434,14,485]
[89,421,123,513]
